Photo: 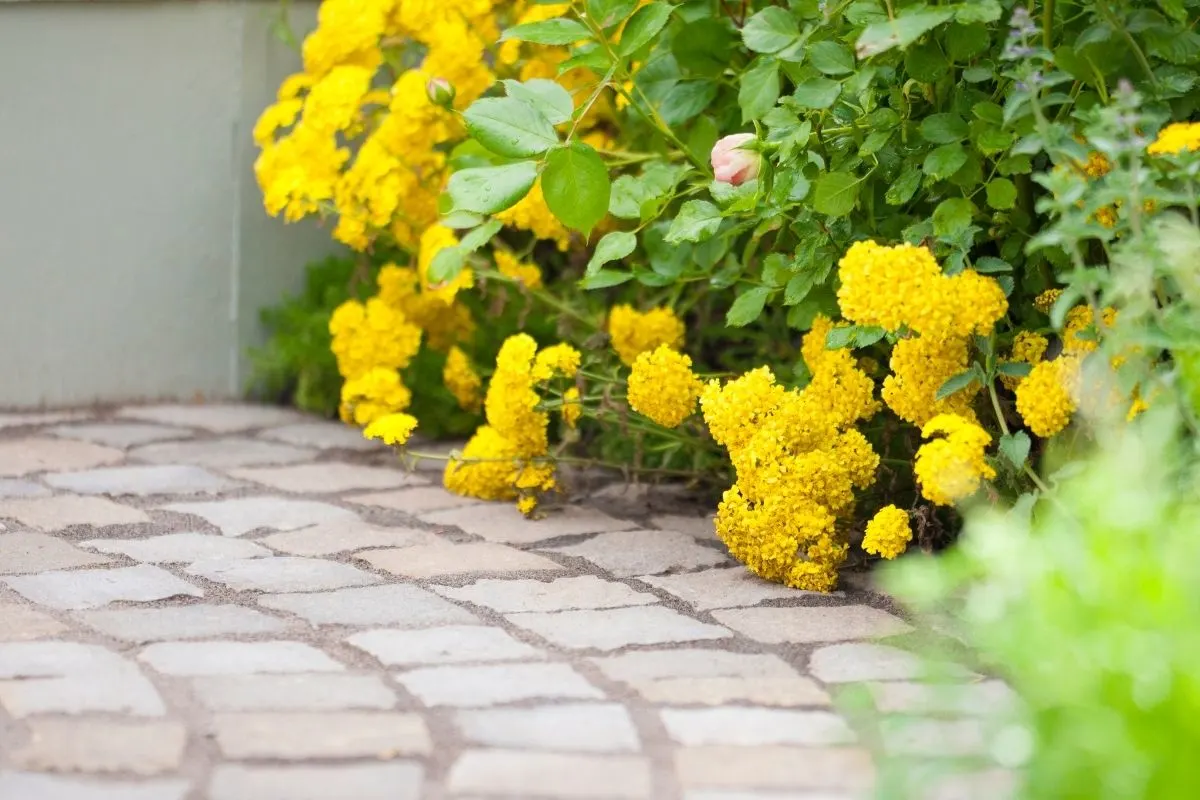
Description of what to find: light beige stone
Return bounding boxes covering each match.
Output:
[711,605,912,644]
[0,532,113,574]
[0,603,68,641]
[258,520,439,556]
[674,746,875,792]
[422,503,637,545]
[348,487,483,514]
[0,437,122,477]
[358,543,565,580]
[229,463,426,493]
[638,567,809,610]
[433,575,657,613]
[0,495,149,531]
[448,750,652,798]
[11,718,186,775]
[212,711,431,760]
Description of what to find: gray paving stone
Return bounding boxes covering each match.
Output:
[548,529,729,576]
[162,496,358,537]
[0,437,123,477]
[0,479,50,498]
[0,773,189,800]
[0,602,68,640]
[651,513,717,540]
[348,486,483,514]
[660,708,856,746]
[711,605,913,644]
[591,649,830,707]
[0,410,90,430]
[359,542,565,580]
[673,746,875,793]
[808,642,925,683]
[118,403,306,433]
[259,421,384,451]
[77,604,291,643]
[506,606,731,651]
[396,662,603,707]
[257,520,439,556]
[128,437,316,468]
[229,462,425,493]
[433,575,658,613]
[422,503,637,544]
[348,626,540,666]
[0,495,150,531]
[260,584,476,627]
[448,750,652,798]
[185,556,380,593]
[190,673,397,712]
[454,703,640,752]
[81,532,271,563]
[212,711,431,760]
[50,423,192,449]
[0,532,113,573]
[10,718,186,775]
[137,641,343,676]
[209,763,422,800]
[45,465,236,496]
[638,567,813,610]
[0,642,165,717]
[3,565,202,610]
[879,716,988,757]
[866,679,1017,715]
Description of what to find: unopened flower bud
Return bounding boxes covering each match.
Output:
[711,133,760,185]
[426,78,456,108]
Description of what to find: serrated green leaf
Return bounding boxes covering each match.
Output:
[812,172,861,217]
[586,231,637,275]
[808,41,854,75]
[742,8,800,54]
[997,361,1033,378]
[458,219,503,253]
[739,60,781,122]
[855,10,954,59]
[975,256,1012,274]
[936,369,979,400]
[447,162,538,214]
[952,0,1001,24]
[579,269,634,289]
[726,286,773,327]
[998,430,1032,469]
[464,97,558,158]
[986,178,1017,210]
[665,199,722,243]
[924,143,968,180]
[542,143,610,236]
[791,77,842,109]
[932,197,976,238]
[886,164,921,205]
[586,0,638,28]
[921,113,969,144]
[428,246,465,284]
[502,18,592,45]
[618,2,674,56]
[502,79,574,126]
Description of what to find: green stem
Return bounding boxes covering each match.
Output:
[1042,0,1054,52]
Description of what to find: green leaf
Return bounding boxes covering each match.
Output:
[726,286,773,327]
[826,324,886,349]
[579,269,634,289]
[997,361,1033,378]
[738,60,781,122]
[658,80,718,126]
[855,10,954,59]
[936,370,979,400]
[542,143,610,237]
[618,2,673,56]
[791,77,842,109]
[586,231,637,275]
[952,0,1001,24]
[502,18,592,45]
[608,162,686,219]
[742,8,800,54]
[502,79,574,126]
[885,164,921,205]
[586,0,638,28]
[673,18,737,76]
[446,162,537,214]
[975,127,1015,155]
[807,41,854,75]
[932,197,976,238]
[986,178,1017,210]
[665,199,722,243]
[924,143,968,180]
[785,272,816,305]
[812,172,861,217]
[463,98,558,158]
[428,247,465,284]
[920,113,968,144]
[998,431,1032,469]
[945,23,990,61]
[975,256,1012,274]
[458,219,503,253]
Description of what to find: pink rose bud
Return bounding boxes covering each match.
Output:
[711,133,760,185]
[426,77,456,108]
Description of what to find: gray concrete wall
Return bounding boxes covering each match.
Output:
[0,1,344,408]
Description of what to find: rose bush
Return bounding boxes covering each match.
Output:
[254,0,1200,592]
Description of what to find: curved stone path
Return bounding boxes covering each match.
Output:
[0,404,1006,799]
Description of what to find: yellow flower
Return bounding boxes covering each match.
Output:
[495,250,543,289]
[418,225,473,304]
[700,367,787,454]
[1081,151,1111,178]
[443,346,482,413]
[329,297,422,380]
[863,505,912,559]
[444,425,521,500]
[1148,121,1200,156]
[517,495,539,516]
[1063,305,1117,354]
[627,346,703,428]
[561,387,582,428]
[303,65,373,134]
[255,124,349,223]
[277,72,313,102]
[914,414,996,506]
[253,99,303,147]
[484,334,549,458]
[1016,357,1080,438]
[1034,288,1062,313]
[1094,205,1118,228]
[532,344,582,382]
[339,367,412,427]
[1000,331,1049,390]
[496,181,572,251]
[607,304,685,365]
[299,0,388,78]
[363,412,418,446]
[376,265,475,352]
[882,335,978,427]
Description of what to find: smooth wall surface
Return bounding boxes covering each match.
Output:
[0,1,342,408]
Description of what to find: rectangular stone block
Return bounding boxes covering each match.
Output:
[348,626,540,666]
[209,763,421,800]
[711,605,912,644]
[358,543,565,580]
[137,641,343,676]
[190,674,396,712]
[229,463,425,493]
[0,773,189,800]
[3,565,202,610]
[448,750,652,798]
[506,606,731,651]
[674,746,875,792]
[185,556,380,593]
[0,532,112,574]
[10,719,186,775]
[660,708,855,746]
[211,711,431,760]
[422,503,637,545]
[77,604,290,643]
[454,703,640,752]
[0,642,165,717]
[433,575,657,613]
[259,584,476,627]
[0,602,68,641]
[0,495,150,531]
[395,662,603,707]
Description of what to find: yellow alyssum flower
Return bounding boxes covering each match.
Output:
[1000,331,1049,390]
[561,387,582,428]
[1063,305,1117,355]
[376,265,475,352]
[444,425,521,500]
[1148,121,1200,156]
[1016,357,1080,438]
[329,297,422,380]
[627,346,703,428]
[255,124,350,222]
[799,317,881,431]
[914,414,996,506]
[495,250,543,289]
[607,304,685,366]
[303,65,374,134]
[700,367,787,454]
[443,346,482,413]
[882,335,978,427]
[863,505,913,560]
[339,367,412,427]
[277,73,313,102]
[532,344,582,382]
[1080,151,1111,178]
[363,412,418,446]
[484,334,549,458]
[1034,288,1062,313]
[300,0,389,78]
[253,99,302,147]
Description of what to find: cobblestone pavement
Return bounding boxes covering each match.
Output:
[0,404,1005,800]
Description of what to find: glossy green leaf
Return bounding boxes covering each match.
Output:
[586,231,637,274]
[738,60,781,122]
[855,10,953,59]
[502,18,592,45]
[998,430,1032,469]
[812,172,861,217]
[542,143,610,236]
[502,79,574,126]
[580,268,635,289]
[618,3,674,56]
[791,77,842,109]
[463,97,558,158]
[932,197,976,237]
[924,143,968,180]
[986,178,1017,210]
[807,41,854,75]
[665,199,722,243]
[726,286,773,327]
[446,162,538,214]
[742,8,801,54]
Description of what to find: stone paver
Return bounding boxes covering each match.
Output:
[638,567,809,609]
[0,437,123,477]
[507,606,732,651]
[674,746,874,793]
[10,719,187,775]
[45,465,236,496]
[866,679,1016,715]
[260,584,476,627]
[0,495,150,530]
[258,421,384,451]
[0,642,166,717]
[257,520,439,556]
[229,463,424,493]
[423,502,637,544]
[659,708,856,746]
[0,410,89,430]
[396,662,603,707]
[348,486,482,514]
[448,750,652,798]
[137,641,343,676]
[348,626,540,666]
[808,642,926,683]
[117,403,305,433]
[208,763,422,800]
[548,529,729,576]
[81,532,271,563]
[433,575,658,613]
[189,673,396,712]
[128,437,316,468]
[0,479,50,498]
[0,603,68,640]
[211,711,430,760]
[77,605,290,643]
[185,556,380,593]
[651,513,717,540]
[50,422,192,448]
[454,703,641,752]
[359,542,566,579]
[162,496,357,536]
[3,565,202,610]
[711,605,913,644]
[0,532,113,573]
[0,773,189,800]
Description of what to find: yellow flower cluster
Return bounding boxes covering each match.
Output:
[1016,356,1080,438]
[701,319,880,592]
[1000,331,1049,389]
[863,505,913,560]
[376,265,475,353]
[443,346,482,412]
[913,414,996,506]
[363,412,419,446]
[1148,122,1200,156]
[329,298,423,380]
[340,367,412,426]
[495,250,543,289]
[608,305,686,365]
[627,346,702,428]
